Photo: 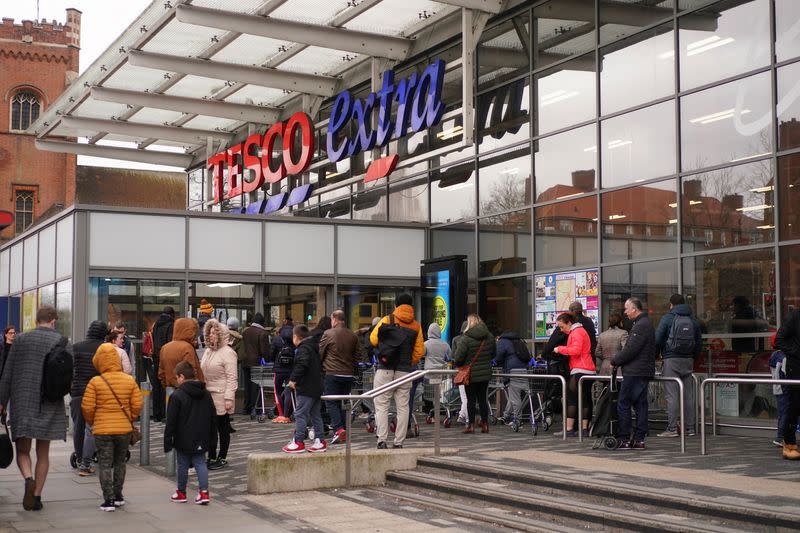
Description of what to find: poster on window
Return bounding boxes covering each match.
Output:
[535,269,599,340]
[715,382,739,417]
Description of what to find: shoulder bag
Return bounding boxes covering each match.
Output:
[453,340,485,387]
[98,375,141,446]
[0,413,13,468]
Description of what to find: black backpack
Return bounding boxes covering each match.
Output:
[377,315,413,369]
[41,337,73,402]
[511,339,532,363]
[666,315,696,357]
[277,337,295,369]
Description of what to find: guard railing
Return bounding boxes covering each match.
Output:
[700,377,800,454]
[323,368,567,488]
[706,373,771,435]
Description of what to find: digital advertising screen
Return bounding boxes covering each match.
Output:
[422,269,451,344]
[535,268,599,340]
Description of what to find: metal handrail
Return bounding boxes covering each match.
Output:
[704,373,773,436]
[321,368,568,488]
[700,377,800,455]
[577,375,686,453]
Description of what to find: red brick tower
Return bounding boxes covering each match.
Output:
[0,8,81,240]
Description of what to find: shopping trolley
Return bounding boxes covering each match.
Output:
[423,364,461,428]
[250,362,276,423]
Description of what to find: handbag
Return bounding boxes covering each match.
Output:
[99,375,141,446]
[453,341,485,387]
[0,414,13,469]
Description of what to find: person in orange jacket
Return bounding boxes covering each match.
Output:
[369,293,424,449]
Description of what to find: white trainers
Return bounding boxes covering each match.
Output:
[282,439,306,453]
[308,438,327,453]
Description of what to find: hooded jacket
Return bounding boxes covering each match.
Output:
[555,323,596,374]
[71,320,107,397]
[423,323,451,371]
[370,304,425,372]
[776,309,800,376]
[320,324,361,376]
[655,304,702,359]
[453,323,496,383]
[152,312,174,360]
[81,343,143,436]
[164,379,215,454]
[158,318,204,388]
[612,313,656,378]
[200,320,238,415]
[495,331,530,373]
[289,337,323,398]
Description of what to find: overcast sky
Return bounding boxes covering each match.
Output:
[5,1,182,170]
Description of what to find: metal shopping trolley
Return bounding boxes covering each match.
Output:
[423,365,461,428]
[250,362,276,423]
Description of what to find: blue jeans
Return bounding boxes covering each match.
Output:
[618,376,650,442]
[324,375,353,432]
[70,395,95,467]
[176,451,208,492]
[294,394,323,443]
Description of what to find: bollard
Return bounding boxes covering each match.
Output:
[345,399,353,488]
[140,382,151,466]
[164,387,176,477]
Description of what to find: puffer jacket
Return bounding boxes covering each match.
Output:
[595,326,628,376]
[423,323,451,370]
[556,323,596,374]
[158,318,204,388]
[453,323,496,383]
[200,320,238,415]
[370,304,425,372]
[71,320,107,397]
[82,343,143,436]
[495,331,530,372]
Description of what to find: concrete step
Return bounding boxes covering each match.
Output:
[415,456,800,531]
[385,467,773,533]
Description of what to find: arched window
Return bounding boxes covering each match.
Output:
[10,91,41,131]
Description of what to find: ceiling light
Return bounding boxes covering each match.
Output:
[756,224,775,229]
[687,36,735,57]
[583,145,597,153]
[730,152,770,163]
[437,125,463,140]
[325,170,344,179]
[736,204,773,212]
[658,50,675,60]
[690,108,751,125]
[749,185,774,193]
[207,283,242,288]
[608,214,626,220]
[669,219,678,224]
[608,139,633,149]
[668,202,677,208]
[689,200,702,205]
[541,90,579,107]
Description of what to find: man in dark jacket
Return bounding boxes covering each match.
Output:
[242,313,270,416]
[569,301,597,356]
[655,294,702,438]
[494,331,530,425]
[270,317,295,422]
[612,297,656,450]
[283,325,326,453]
[149,306,175,421]
[776,309,800,460]
[70,320,108,475]
[320,310,362,444]
[164,361,215,504]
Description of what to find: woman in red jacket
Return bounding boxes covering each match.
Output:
[553,312,597,437]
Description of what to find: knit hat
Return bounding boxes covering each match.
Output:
[199,298,214,315]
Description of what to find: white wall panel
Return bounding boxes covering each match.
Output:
[337,226,424,277]
[38,225,56,284]
[56,216,74,279]
[265,222,334,274]
[90,213,185,269]
[23,235,38,289]
[189,218,261,272]
[0,250,9,296]
[9,244,22,294]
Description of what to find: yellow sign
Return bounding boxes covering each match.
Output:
[433,295,448,334]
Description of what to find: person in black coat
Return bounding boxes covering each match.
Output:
[70,320,108,473]
[164,361,215,504]
[149,306,175,422]
[776,309,800,460]
[612,297,656,450]
[283,325,326,453]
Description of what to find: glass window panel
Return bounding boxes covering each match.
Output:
[599,2,675,45]
[56,279,72,341]
[600,24,674,115]
[430,161,476,224]
[602,180,677,262]
[534,124,597,199]
[479,209,532,277]
[601,101,676,188]
[679,0,770,90]
[778,154,800,241]
[535,197,598,271]
[431,223,477,280]
[351,186,387,222]
[601,259,678,329]
[777,62,800,151]
[265,284,328,329]
[477,12,530,90]
[534,54,596,136]
[683,248,775,341]
[681,72,772,172]
[478,145,531,215]
[534,1,596,63]
[479,277,532,340]
[776,0,800,62]
[38,284,55,308]
[389,175,429,224]
[681,162,775,252]
[22,290,36,332]
[338,286,415,332]
[478,78,530,153]
[781,244,800,318]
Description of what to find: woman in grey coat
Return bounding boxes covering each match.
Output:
[0,306,70,511]
[595,313,628,376]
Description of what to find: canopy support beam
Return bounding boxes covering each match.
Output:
[35,139,193,168]
[61,116,232,145]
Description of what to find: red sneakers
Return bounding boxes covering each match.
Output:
[282,439,306,453]
[308,438,327,453]
[171,490,187,503]
[331,428,346,444]
[195,490,210,505]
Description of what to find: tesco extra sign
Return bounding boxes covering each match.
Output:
[208,59,446,215]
